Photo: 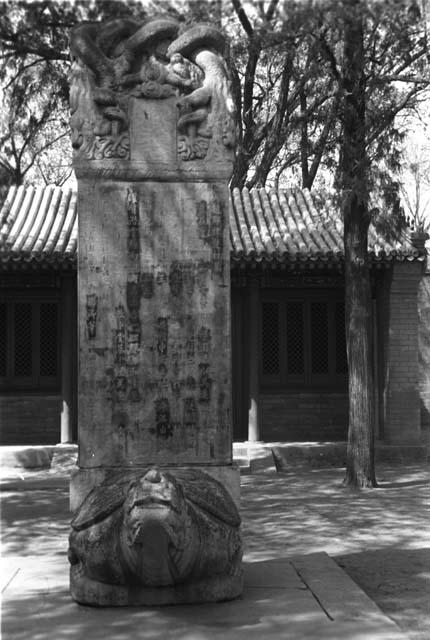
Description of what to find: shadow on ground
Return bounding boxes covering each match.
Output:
[240,465,430,560]
[1,487,70,556]
[2,555,402,640]
[238,464,430,639]
[336,547,430,640]
[1,463,429,639]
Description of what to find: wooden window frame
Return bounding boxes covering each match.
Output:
[260,289,348,392]
[0,291,61,392]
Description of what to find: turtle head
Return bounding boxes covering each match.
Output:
[121,468,197,586]
[125,468,182,515]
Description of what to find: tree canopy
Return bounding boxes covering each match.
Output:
[228,0,429,199]
[0,0,429,203]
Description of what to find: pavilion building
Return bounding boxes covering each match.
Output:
[0,184,428,454]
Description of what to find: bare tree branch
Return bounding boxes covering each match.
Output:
[231,0,254,38]
[265,0,279,22]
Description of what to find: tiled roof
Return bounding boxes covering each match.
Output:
[230,187,422,265]
[0,184,422,270]
[0,186,77,269]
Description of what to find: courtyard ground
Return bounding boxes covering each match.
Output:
[1,459,429,639]
[240,462,430,639]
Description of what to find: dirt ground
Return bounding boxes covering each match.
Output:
[1,461,429,639]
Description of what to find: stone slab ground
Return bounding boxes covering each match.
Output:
[1,551,404,640]
[239,463,430,639]
[2,461,429,638]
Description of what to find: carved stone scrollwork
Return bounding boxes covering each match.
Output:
[69,18,236,164]
[79,132,130,160]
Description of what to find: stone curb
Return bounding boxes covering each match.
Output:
[290,552,405,638]
[0,444,78,470]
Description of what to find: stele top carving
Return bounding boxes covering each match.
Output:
[69,18,237,180]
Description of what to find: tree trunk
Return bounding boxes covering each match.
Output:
[342,1,376,488]
[344,204,376,488]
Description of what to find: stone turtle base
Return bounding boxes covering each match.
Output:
[70,463,241,512]
[70,568,243,606]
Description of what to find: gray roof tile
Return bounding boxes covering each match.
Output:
[0,185,422,269]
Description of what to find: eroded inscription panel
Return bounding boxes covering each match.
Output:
[78,181,232,467]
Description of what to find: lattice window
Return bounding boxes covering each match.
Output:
[14,303,32,376]
[262,302,280,375]
[40,303,58,377]
[0,303,6,377]
[335,301,348,374]
[286,301,304,374]
[310,301,329,374]
[261,291,349,389]
[0,297,60,388]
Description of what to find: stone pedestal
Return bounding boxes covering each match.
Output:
[68,18,241,605]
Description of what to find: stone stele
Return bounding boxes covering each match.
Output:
[68,17,242,605]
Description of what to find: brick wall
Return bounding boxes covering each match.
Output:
[418,271,430,444]
[260,392,348,441]
[382,262,422,443]
[0,394,61,445]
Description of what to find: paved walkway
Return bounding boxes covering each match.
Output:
[2,462,429,639]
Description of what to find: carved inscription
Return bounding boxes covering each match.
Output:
[156,269,168,286]
[112,411,129,431]
[114,376,127,397]
[80,191,231,464]
[126,274,140,325]
[196,261,209,308]
[140,272,154,299]
[198,364,212,403]
[196,201,210,244]
[218,391,229,431]
[186,375,196,391]
[154,398,172,439]
[157,318,168,357]
[210,204,224,277]
[128,368,142,403]
[127,189,140,257]
[86,294,98,339]
[169,262,183,297]
[182,262,195,297]
[183,397,198,430]
[114,305,127,364]
[195,199,225,277]
[127,330,140,359]
[185,316,195,361]
[197,327,211,358]
[112,411,136,457]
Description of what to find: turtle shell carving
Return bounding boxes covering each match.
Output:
[69,467,242,595]
[167,468,240,528]
[71,469,139,531]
